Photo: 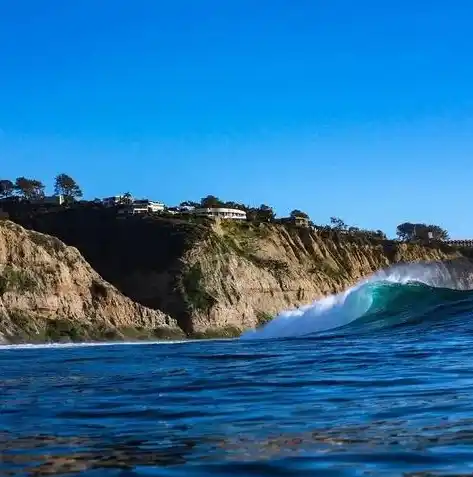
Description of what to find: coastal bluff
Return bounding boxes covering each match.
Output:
[1,208,462,341]
[0,220,183,343]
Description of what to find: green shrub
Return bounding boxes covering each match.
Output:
[97,327,121,341]
[309,259,342,279]
[153,327,186,339]
[256,311,273,327]
[191,325,241,339]
[7,310,45,342]
[182,264,216,313]
[119,326,151,340]
[0,266,38,294]
[29,232,64,254]
[118,326,185,341]
[45,319,89,342]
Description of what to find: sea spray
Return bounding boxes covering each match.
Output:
[242,260,473,340]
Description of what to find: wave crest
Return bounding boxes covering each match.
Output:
[241,260,473,340]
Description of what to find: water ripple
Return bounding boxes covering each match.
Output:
[3,307,473,475]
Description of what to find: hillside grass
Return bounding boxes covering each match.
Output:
[6,313,185,344]
[0,266,38,295]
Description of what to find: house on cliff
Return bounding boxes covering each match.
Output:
[102,195,127,207]
[117,199,165,215]
[277,216,310,228]
[193,207,247,220]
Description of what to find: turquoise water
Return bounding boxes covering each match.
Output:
[3,263,473,476]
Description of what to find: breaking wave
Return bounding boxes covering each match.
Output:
[241,260,473,340]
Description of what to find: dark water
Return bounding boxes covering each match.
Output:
[3,277,473,475]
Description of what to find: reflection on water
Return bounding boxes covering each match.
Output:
[5,418,473,476]
[3,310,473,476]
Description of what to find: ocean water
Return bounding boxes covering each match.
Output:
[3,263,473,476]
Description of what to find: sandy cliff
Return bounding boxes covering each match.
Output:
[1,209,462,339]
[0,220,183,343]
[168,221,460,334]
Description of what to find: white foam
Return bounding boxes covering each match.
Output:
[241,282,372,340]
[0,340,193,351]
[241,261,467,340]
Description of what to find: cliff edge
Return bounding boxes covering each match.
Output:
[4,208,461,338]
[0,220,183,343]
[171,221,461,335]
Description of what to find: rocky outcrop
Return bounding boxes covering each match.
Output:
[0,220,183,343]
[5,207,461,337]
[1,206,463,338]
[168,221,460,334]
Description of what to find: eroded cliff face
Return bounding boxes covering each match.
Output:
[0,221,183,343]
[3,209,461,338]
[171,222,460,334]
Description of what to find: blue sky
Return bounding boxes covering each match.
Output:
[1,1,473,238]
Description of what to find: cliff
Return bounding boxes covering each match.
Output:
[0,220,184,343]
[2,207,461,338]
[168,220,460,335]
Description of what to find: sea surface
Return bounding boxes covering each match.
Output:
[3,262,473,476]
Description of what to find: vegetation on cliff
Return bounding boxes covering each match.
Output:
[0,220,184,344]
[0,174,82,201]
[396,222,449,241]
[1,172,451,246]
[0,173,460,340]
[0,206,459,340]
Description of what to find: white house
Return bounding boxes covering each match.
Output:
[166,205,194,215]
[193,207,247,220]
[103,195,127,207]
[130,200,165,214]
[179,205,195,213]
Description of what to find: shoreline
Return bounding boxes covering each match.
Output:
[0,337,237,351]
[1,217,463,342]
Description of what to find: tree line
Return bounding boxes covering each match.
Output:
[181,196,387,238]
[326,218,449,242]
[323,217,388,240]
[182,196,453,241]
[396,222,449,242]
[181,195,313,223]
[0,174,83,202]
[1,182,450,242]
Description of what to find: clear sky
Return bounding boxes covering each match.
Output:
[1,1,473,238]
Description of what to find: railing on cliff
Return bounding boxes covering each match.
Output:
[444,239,473,249]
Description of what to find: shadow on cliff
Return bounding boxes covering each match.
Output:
[3,204,212,334]
[2,202,465,336]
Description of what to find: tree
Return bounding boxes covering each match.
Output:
[224,201,248,211]
[256,204,275,222]
[180,200,199,208]
[361,229,387,240]
[120,192,133,205]
[396,222,449,242]
[330,216,347,231]
[0,179,14,198]
[396,222,415,241]
[427,224,449,241]
[290,209,309,219]
[246,208,257,221]
[200,195,224,208]
[375,229,387,240]
[346,226,386,240]
[54,173,83,202]
[14,177,45,200]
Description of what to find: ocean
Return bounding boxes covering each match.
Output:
[2,262,473,476]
